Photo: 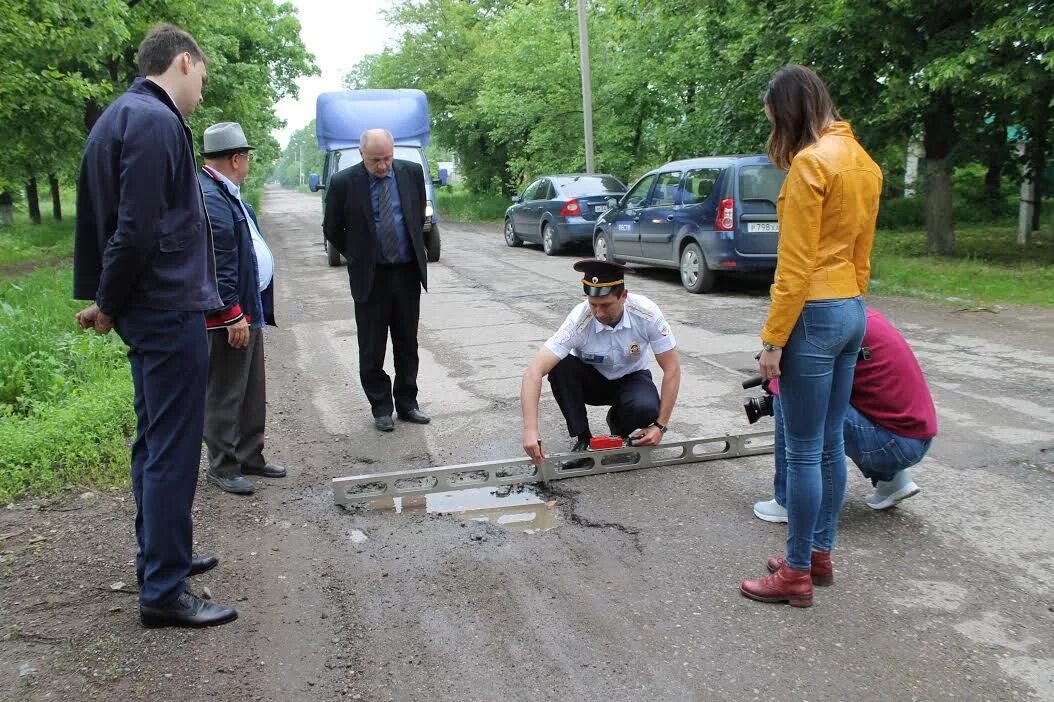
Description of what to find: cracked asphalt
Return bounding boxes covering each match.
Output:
[2,185,1052,701]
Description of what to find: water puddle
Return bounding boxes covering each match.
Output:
[368,485,558,533]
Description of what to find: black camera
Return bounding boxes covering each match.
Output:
[741,374,774,424]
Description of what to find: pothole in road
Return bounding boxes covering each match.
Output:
[368,485,559,533]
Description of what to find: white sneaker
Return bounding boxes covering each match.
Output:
[866,471,920,510]
[753,498,788,523]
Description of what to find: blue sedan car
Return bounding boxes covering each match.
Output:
[593,155,786,293]
[504,174,627,255]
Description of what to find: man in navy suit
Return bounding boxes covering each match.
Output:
[323,129,432,432]
[73,24,236,628]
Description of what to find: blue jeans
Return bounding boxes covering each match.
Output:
[777,297,865,571]
[774,401,933,503]
[843,406,932,483]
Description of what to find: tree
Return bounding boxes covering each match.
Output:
[274,120,324,189]
[0,0,318,219]
[343,0,1052,255]
[0,0,128,222]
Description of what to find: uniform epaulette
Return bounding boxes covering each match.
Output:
[626,303,654,320]
[573,305,594,331]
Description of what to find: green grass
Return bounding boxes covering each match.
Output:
[0,267,134,502]
[0,218,75,268]
[435,187,510,222]
[870,225,1054,306]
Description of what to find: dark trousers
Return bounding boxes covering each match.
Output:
[204,327,266,477]
[354,263,421,417]
[547,355,660,438]
[115,308,206,608]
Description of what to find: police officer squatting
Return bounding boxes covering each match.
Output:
[521,259,682,468]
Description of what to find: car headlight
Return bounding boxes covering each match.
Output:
[425,200,434,218]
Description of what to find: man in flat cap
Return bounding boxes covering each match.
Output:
[197,122,285,495]
[521,259,682,466]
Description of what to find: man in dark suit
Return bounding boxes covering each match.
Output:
[72,24,237,628]
[323,128,431,432]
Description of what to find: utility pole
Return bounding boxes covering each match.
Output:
[576,0,595,174]
[298,142,303,186]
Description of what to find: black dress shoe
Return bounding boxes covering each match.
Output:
[374,415,395,432]
[559,437,593,470]
[140,591,238,629]
[206,470,255,494]
[190,555,219,576]
[242,463,287,478]
[397,408,431,424]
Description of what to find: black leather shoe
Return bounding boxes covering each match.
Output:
[559,437,593,471]
[397,408,431,424]
[242,463,287,478]
[206,470,255,495]
[140,591,238,629]
[374,415,395,432]
[190,555,219,576]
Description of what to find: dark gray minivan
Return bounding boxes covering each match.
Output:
[592,155,786,293]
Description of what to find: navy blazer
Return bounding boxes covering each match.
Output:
[198,169,276,328]
[322,159,428,303]
[73,78,220,316]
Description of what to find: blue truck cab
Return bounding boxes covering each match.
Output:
[309,89,446,266]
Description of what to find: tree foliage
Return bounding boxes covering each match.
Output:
[348,0,1052,249]
[0,0,317,213]
[273,119,325,189]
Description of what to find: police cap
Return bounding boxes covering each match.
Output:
[573,259,630,297]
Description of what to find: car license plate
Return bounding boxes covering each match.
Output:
[594,205,608,213]
[747,222,778,233]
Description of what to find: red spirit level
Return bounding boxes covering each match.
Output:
[589,435,625,450]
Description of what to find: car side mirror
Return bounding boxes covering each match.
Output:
[511,195,522,203]
[308,173,322,192]
[607,197,618,209]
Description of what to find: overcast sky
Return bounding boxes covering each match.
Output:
[273,0,399,148]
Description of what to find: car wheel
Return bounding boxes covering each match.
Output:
[504,218,522,247]
[594,231,620,264]
[542,222,560,256]
[680,241,716,293]
[426,224,441,263]
[326,239,342,267]
[594,232,609,260]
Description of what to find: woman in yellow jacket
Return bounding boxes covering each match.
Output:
[740,65,882,607]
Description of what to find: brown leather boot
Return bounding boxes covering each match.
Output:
[766,550,834,586]
[740,562,814,607]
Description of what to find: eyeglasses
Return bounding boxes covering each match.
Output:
[231,152,253,163]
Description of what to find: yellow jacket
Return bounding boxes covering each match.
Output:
[761,121,882,347]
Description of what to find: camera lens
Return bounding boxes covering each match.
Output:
[743,394,775,424]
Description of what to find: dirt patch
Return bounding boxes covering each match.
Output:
[0,258,68,280]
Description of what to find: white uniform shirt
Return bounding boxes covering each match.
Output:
[544,293,676,380]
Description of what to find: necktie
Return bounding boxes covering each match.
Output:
[375,177,401,262]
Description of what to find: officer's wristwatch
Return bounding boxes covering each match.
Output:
[651,421,668,434]
[761,342,782,352]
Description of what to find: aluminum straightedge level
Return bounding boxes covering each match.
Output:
[332,430,774,507]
